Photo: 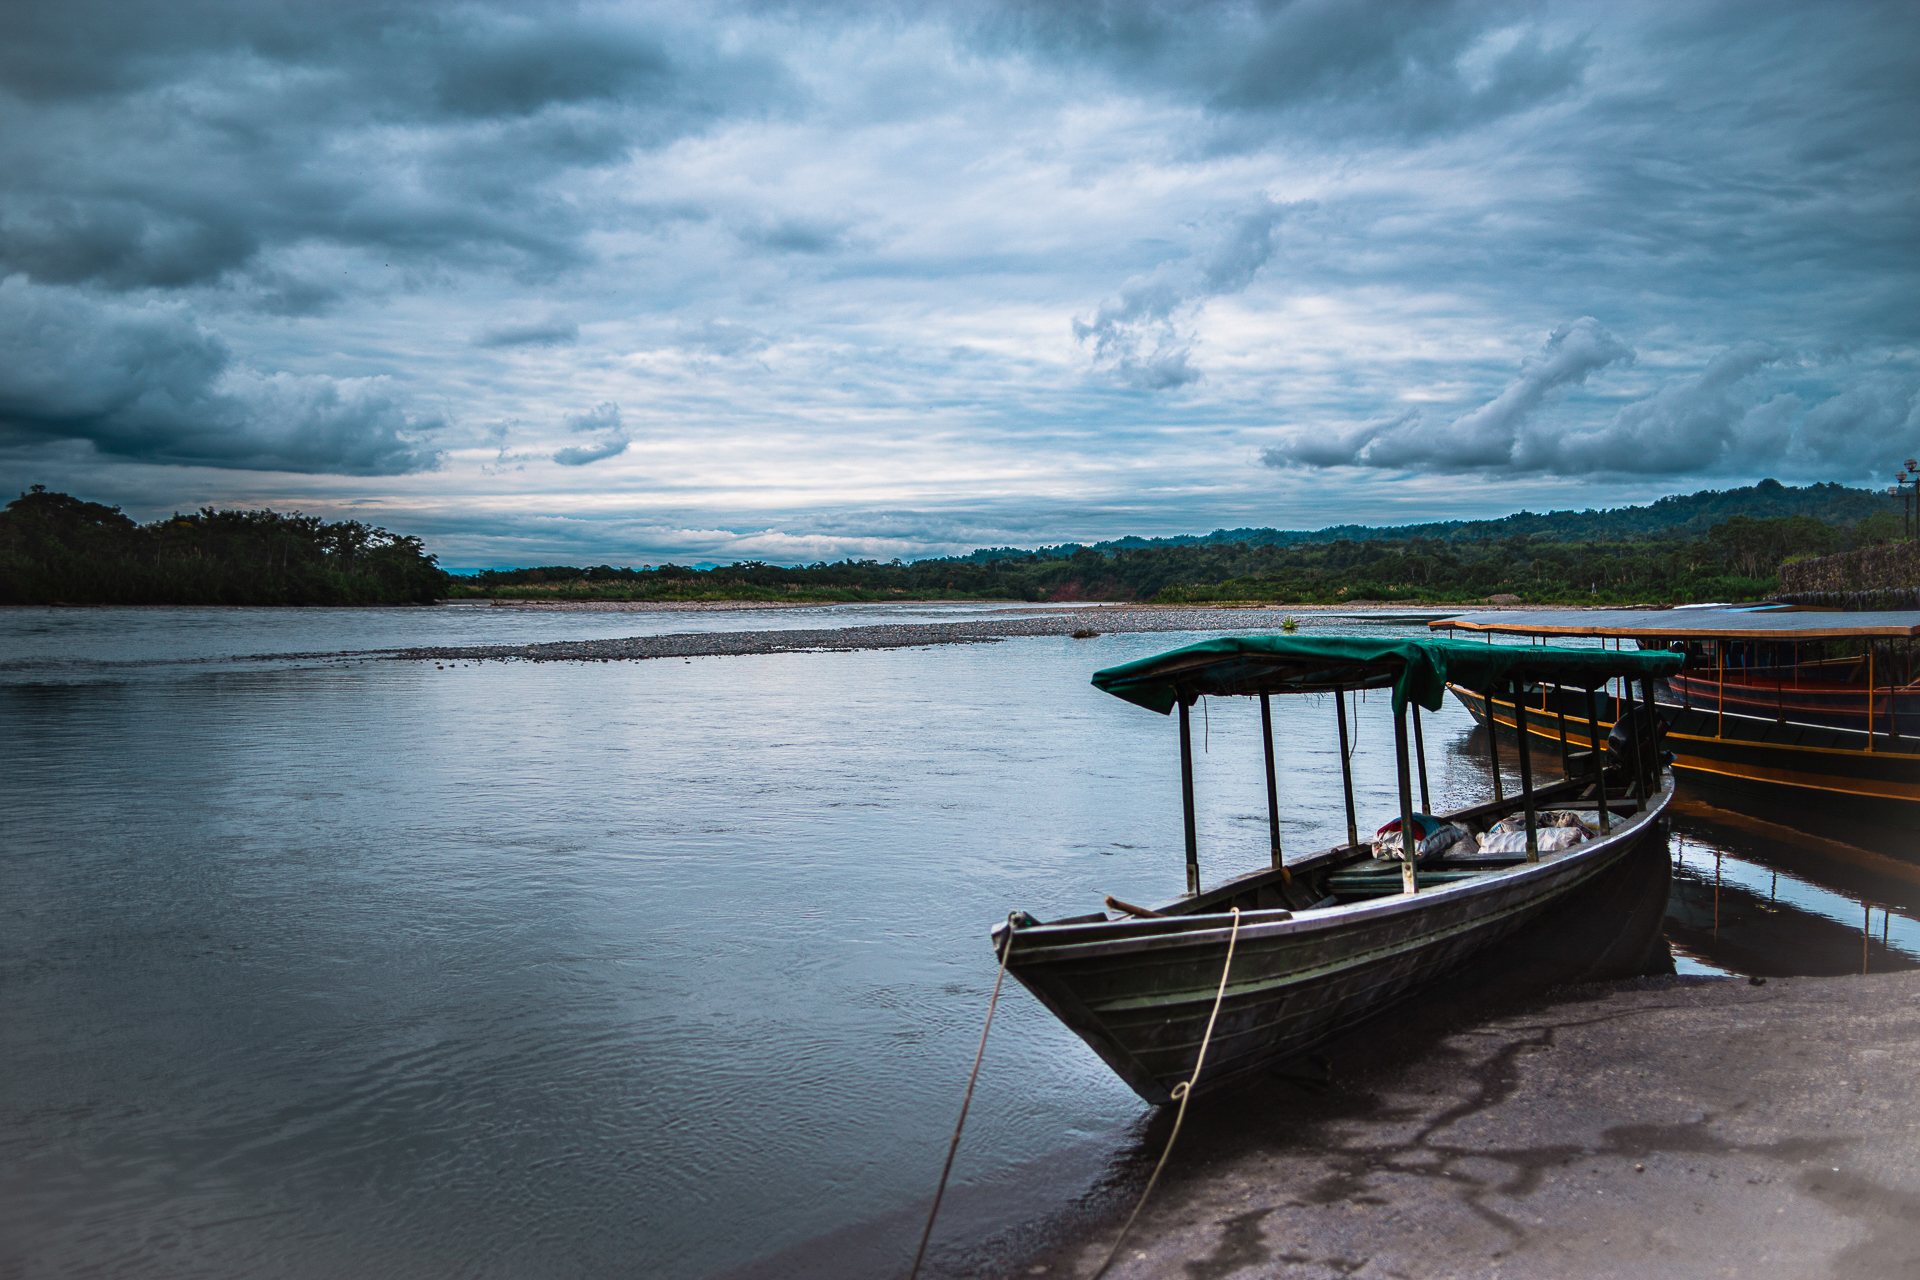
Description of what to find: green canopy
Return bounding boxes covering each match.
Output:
[1090,635,1686,715]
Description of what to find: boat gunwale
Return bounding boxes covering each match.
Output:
[997,781,1671,965]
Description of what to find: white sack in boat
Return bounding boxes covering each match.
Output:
[1476,827,1587,855]
[1371,814,1466,860]
[1489,810,1595,835]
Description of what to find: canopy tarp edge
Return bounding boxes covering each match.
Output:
[1090,635,1685,716]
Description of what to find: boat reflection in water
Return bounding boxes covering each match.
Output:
[1453,718,1920,979]
[1666,796,1920,977]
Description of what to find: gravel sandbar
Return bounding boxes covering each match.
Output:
[392,607,1338,663]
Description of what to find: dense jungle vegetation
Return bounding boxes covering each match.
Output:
[458,483,1904,607]
[4,479,1904,607]
[0,486,445,605]
[1011,478,1897,556]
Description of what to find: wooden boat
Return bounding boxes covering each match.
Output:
[991,635,1682,1105]
[1430,608,1920,821]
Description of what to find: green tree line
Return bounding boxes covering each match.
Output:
[455,509,1892,606]
[0,486,445,605]
[5,483,1904,607]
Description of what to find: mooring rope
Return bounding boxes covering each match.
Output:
[906,912,1020,1280]
[1090,907,1243,1280]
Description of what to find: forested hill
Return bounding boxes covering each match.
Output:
[951,480,1897,562]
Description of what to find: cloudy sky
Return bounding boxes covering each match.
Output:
[2,0,1915,566]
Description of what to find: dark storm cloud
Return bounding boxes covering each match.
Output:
[676,319,773,357]
[551,439,631,466]
[0,0,790,295]
[551,402,629,466]
[1793,373,1920,473]
[428,15,677,117]
[740,217,857,256]
[0,0,1581,298]
[473,316,580,348]
[0,280,439,474]
[976,0,1589,137]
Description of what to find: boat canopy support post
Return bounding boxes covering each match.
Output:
[1869,643,1878,753]
[1261,692,1282,871]
[1412,702,1431,814]
[1393,706,1418,895]
[1881,644,1896,744]
[1775,642,1785,726]
[1555,681,1571,772]
[1716,641,1725,740]
[1485,687,1506,803]
[1178,698,1199,895]
[1334,687,1358,849]
[1623,677,1646,812]
[1512,680,1538,862]
[1640,678,1662,794]
[1585,686,1610,834]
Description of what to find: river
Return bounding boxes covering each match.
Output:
[4,603,1916,1278]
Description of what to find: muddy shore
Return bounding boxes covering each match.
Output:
[1009,971,1920,1280]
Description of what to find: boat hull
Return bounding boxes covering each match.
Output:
[994,781,1671,1104]
[1453,683,1920,821]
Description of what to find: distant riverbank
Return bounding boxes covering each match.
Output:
[391,604,1455,664]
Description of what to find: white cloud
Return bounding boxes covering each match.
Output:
[1268,317,1633,470]
[1519,342,1782,474]
[1073,199,1295,389]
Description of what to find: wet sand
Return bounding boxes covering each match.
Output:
[1012,970,1920,1279]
